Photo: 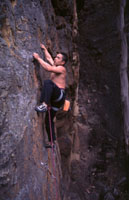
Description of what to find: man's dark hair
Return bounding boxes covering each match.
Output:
[60,52,68,64]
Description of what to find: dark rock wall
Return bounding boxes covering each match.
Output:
[65,0,129,200]
[0,0,129,200]
[121,0,129,154]
[66,1,129,199]
[0,0,79,199]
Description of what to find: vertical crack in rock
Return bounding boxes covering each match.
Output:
[119,0,129,154]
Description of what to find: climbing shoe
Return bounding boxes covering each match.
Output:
[45,142,55,149]
[35,103,47,112]
[45,143,52,148]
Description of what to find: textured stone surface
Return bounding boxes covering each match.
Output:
[0,0,79,199]
[0,0,129,200]
[66,0,129,200]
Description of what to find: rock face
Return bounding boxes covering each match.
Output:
[120,0,129,154]
[0,0,79,199]
[0,0,129,200]
[66,0,129,200]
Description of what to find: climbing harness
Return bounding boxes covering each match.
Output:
[52,88,70,112]
[52,99,71,112]
[54,89,65,102]
[52,89,65,111]
[51,106,60,112]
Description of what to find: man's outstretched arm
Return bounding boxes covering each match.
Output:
[40,44,54,66]
[33,53,65,74]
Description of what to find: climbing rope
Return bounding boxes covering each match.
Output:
[48,106,59,200]
[48,106,54,149]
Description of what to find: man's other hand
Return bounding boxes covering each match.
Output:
[33,53,40,60]
[40,44,46,50]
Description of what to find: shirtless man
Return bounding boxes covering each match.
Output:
[33,44,68,147]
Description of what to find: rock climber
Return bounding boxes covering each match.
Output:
[33,44,68,148]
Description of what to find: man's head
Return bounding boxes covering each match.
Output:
[54,52,68,66]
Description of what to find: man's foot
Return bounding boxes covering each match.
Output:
[35,103,47,112]
[45,143,52,148]
[45,142,55,149]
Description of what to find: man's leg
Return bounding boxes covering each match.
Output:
[40,80,54,105]
[45,109,57,146]
[35,80,54,112]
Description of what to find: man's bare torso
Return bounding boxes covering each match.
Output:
[50,71,66,89]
